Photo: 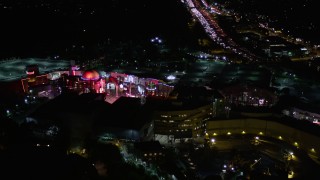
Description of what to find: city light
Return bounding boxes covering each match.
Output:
[1,1,319,179]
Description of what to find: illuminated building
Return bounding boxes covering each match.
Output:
[102,72,174,104]
[0,59,70,102]
[150,87,224,143]
[106,72,174,99]
[81,69,105,93]
[282,107,320,125]
[63,69,106,94]
[26,64,40,83]
[60,70,174,104]
[21,64,49,93]
[220,84,278,107]
[134,141,164,161]
[152,102,212,143]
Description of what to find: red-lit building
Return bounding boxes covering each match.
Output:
[21,64,49,93]
[105,72,174,98]
[64,69,106,94]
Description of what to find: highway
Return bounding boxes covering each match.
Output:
[184,0,260,62]
[184,0,320,64]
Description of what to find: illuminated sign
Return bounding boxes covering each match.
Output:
[26,71,34,75]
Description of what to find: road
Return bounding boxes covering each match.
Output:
[184,0,260,62]
[211,135,320,179]
[257,136,320,179]
[184,0,320,64]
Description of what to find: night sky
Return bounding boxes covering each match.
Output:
[1,0,319,59]
[0,0,191,58]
